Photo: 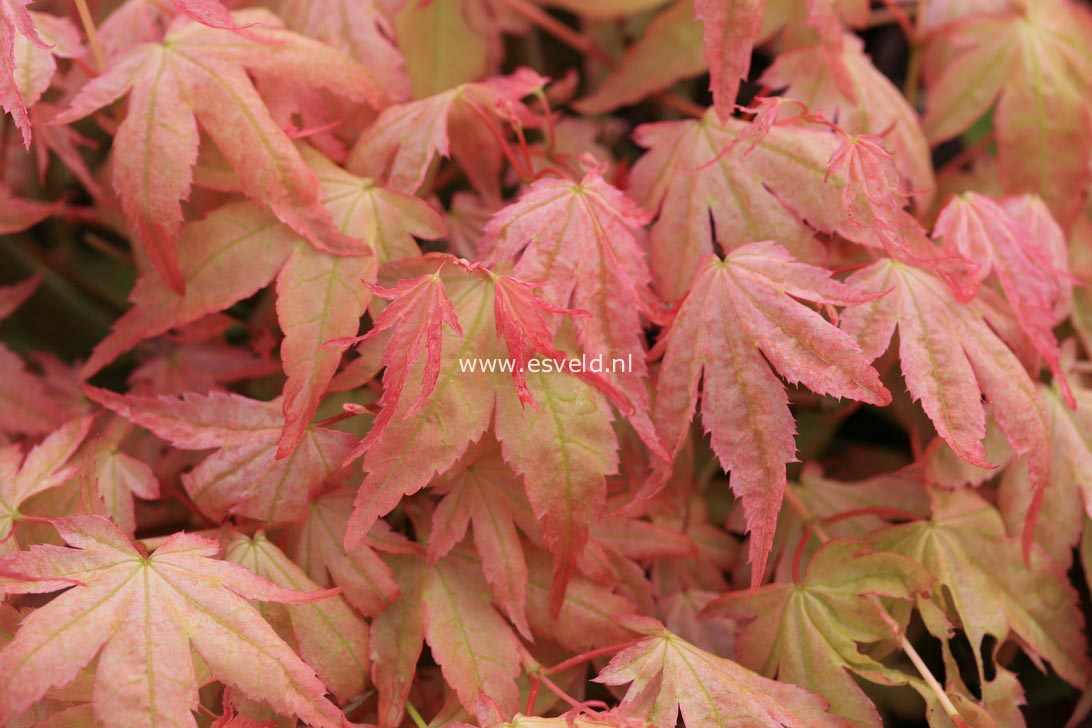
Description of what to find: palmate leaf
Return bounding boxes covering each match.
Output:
[628,110,868,302]
[224,530,370,702]
[1000,382,1092,570]
[575,0,867,118]
[651,244,890,586]
[707,539,932,728]
[54,8,386,292]
[574,1,706,116]
[594,616,849,727]
[83,387,355,523]
[81,147,443,456]
[0,515,348,728]
[279,487,403,618]
[761,34,935,211]
[392,0,507,100]
[338,258,619,607]
[0,415,93,556]
[696,0,764,121]
[922,0,1092,224]
[347,69,544,199]
[0,0,46,147]
[932,192,1072,405]
[370,551,522,727]
[80,201,301,379]
[482,168,666,459]
[277,0,409,101]
[7,12,81,135]
[870,489,1092,690]
[81,416,161,537]
[430,441,535,637]
[840,257,1051,543]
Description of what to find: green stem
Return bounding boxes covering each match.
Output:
[405,702,429,728]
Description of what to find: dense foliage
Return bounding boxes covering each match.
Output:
[2,0,1092,726]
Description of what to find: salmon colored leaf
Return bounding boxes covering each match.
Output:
[83,386,355,523]
[651,244,889,587]
[574,1,704,116]
[629,110,869,302]
[369,552,521,725]
[933,192,1073,405]
[225,529,371,702]
[79,202,301,378]
[430,443,533,637]
[278,0,409,102]
[0,415,94,556]
[0,515,349,728]
[482,168,666,459]
[695,0,764,122]
[840,258,1051,543]
[340,261,619,607]
[594,617,849,727]
[923,0,1092,224]
[347,68,544,198]
[0,0,47,147]
[55,9,385,292]
[762,34,935,211]
[280,487,403,617]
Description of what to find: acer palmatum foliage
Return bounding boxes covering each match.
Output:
[1,0,1092,726]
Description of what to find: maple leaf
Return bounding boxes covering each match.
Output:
[999,383,1092,571]
[5,12,82,142]
[762,34,935,210]
[0,0,47,147]
[696,0,763,121]
[28,102,107,201]
[347,68,545,199]
[0,515,349,728]
[55,8,386,292]
[651,244,890,587]
[522,545,638,653]
[706,539,933,727]
[574,1,706,116]
[80,147,442,455]
[594,616,848,727]
[0,183,60,234]
[481,168,666,458]
[393,0,510,99]
[0,415,93,556]
[922,0,1092,223]
[870,488,1092,689]
[370,552,522,726]
[278,0,409,101]
[81,416,161,537]
[338,259,620,607]
[225,529,370,702]
[83,386,355,523]
[628,110,877,301]
[0,293,72,437]
[79,202,301,378]
[758,466,930,583]
[840,257,1051,537]
[301,144,445,264]
[429,442,535,637]
[575,0,870,117]
[932,192,1072,405]
[279,487,403,618]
